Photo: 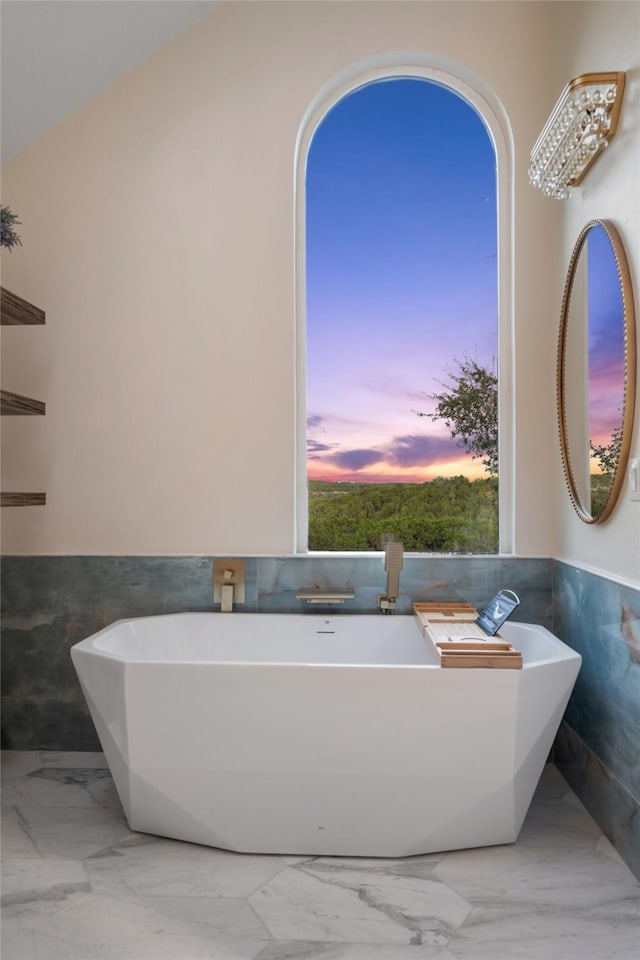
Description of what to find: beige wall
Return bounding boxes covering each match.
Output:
[1,1,571,558]
[552,1,640,585]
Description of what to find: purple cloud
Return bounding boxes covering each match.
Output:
[307,414,324,431]
[329,449,385,471]
[386,434,460,467]
[307,439,335,457]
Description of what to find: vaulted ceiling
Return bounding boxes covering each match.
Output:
[1,0,218,162]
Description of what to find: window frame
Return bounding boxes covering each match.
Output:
[294,58,514,555]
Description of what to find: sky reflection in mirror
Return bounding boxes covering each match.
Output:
[587,223,625,459]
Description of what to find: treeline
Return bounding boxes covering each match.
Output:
[590,473,612,517]
[308,476,498,553]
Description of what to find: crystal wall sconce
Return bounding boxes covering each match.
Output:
[529,72,625,199]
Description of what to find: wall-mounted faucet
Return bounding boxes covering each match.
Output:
[213,560,245,612]
[220,569,235,613]
[377,541,403,614]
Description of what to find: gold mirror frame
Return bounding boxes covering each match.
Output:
[557,219,636,523]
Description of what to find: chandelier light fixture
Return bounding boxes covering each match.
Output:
[529,72,625,199]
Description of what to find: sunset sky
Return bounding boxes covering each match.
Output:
[306,78,498,484]
[587,223,626,454]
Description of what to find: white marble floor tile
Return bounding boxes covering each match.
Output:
[562,788,590,813]
[447,907,640,959]
[596,834,629,865]
[254,943,458,959]
[0,921,43,960]
[1,807,42,858]
[15,803,137,859]
[3,764,121,810]
[1,771,105,809]
[1,752,638,960]
[40,751,107,768]
[435,844,639,914]
[1,893,270,960]
[249,861,471,945]
[310,855,445,875]
[1,751,43,780]
[528,762,570,801]
[1,858,90,906]
[126,894,271,937]
[517,794,603,849]
[86,836,287,898]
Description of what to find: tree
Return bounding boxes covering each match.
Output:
[415,356,498,476]
[590,422,622,474]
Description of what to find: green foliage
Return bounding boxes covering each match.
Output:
[416,356,498,476]
[590,423,622,475]
[590,472,613,518]
[588,423,623,516]
[0,205,22,250]
[309,476,498,553]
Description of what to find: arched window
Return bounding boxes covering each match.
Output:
[295,65,513,554]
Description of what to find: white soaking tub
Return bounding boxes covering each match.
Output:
[71,613,581,857]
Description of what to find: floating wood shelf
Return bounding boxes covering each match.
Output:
[1,492,46,507]
[1,389,46,416]
[1,286,45,325]
[1,288,47,507]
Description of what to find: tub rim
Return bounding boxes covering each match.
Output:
[70,612,581,671]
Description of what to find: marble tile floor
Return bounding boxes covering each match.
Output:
[1,752,638,960]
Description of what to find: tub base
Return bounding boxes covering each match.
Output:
[73,614,581,857]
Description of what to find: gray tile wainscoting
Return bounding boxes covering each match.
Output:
[552,561,640,879]
[255,554,552,619]
[1,554,551,752]
[1,556,257,751]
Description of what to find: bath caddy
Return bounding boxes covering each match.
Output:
[414,601,523,669]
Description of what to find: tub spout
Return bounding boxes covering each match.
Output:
[377,541,403,614]
[296,589,355,604]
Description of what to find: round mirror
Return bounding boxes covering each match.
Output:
[558,219,636,523]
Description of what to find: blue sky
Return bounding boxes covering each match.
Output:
[306,77,498,482]
[587,223,626,447]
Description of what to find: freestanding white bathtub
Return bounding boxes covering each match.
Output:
[71,613,580,857]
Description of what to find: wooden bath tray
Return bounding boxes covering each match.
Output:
[414,602,522,669]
